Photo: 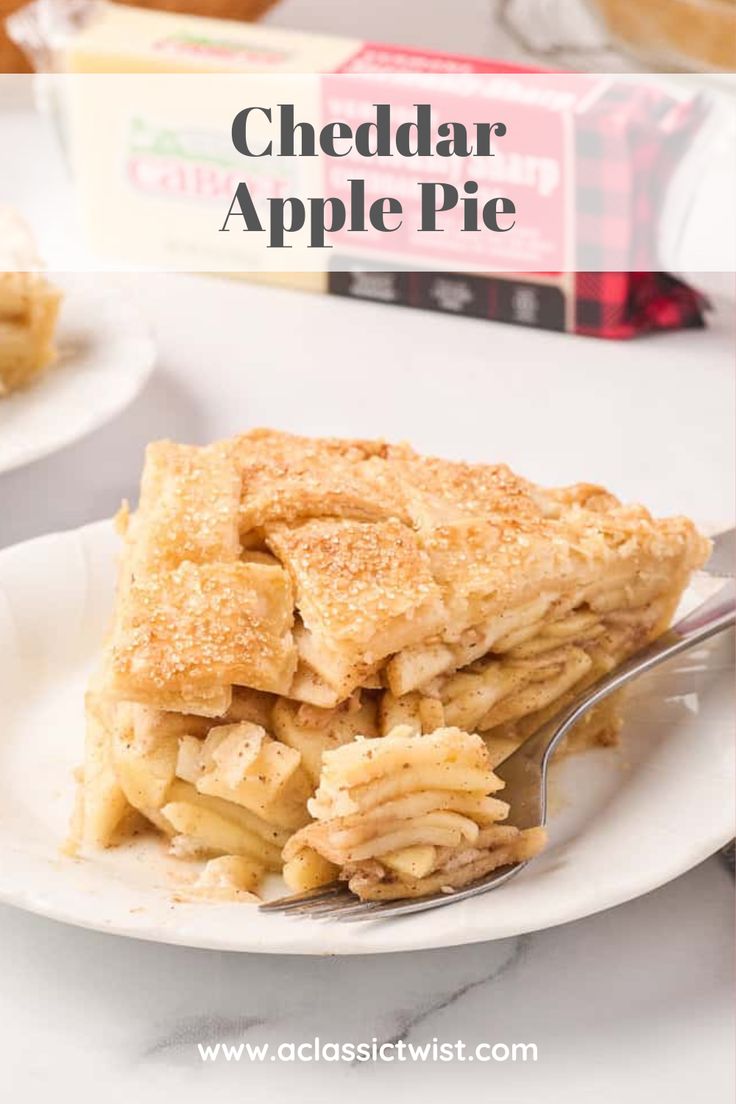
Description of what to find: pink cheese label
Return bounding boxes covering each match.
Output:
[320,69,589,269]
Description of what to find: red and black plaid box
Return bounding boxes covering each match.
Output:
[326,54,707,338]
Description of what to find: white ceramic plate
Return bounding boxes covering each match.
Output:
[0,520,732,955]
[0,276,156,473]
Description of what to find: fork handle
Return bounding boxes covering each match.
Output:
[529,579,736,771]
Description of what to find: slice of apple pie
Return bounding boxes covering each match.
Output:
[75,429,710,903]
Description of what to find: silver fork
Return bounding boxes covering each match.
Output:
[261,529,735,923]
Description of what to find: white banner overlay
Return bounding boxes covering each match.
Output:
[1,73,734,273]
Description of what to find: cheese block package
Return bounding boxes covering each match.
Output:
[8,0,714,338]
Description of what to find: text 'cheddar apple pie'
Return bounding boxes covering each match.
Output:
[74,429,709,903]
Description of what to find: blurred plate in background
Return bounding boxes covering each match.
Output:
[0,275,156,474]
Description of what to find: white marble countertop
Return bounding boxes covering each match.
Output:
[1,2,734,1100]
[0,856,732,1104]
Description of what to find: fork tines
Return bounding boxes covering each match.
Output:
[259,859,529,921]
[258,882,386,921]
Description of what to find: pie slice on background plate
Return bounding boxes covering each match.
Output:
[0,208,62,398]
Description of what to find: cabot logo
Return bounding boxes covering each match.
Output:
[124,118,296,204]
